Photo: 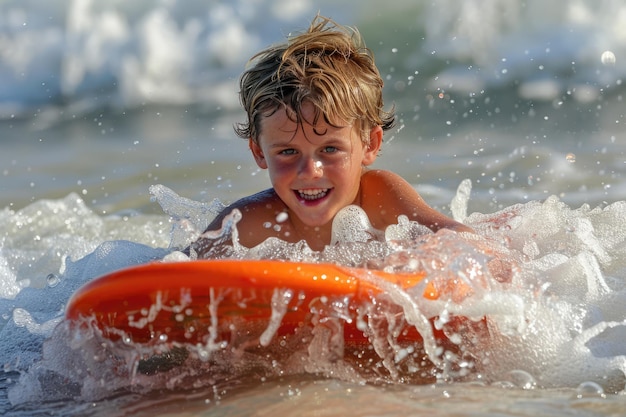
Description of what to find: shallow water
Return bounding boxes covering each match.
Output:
[2,0,626,415]
[120,380,623,417]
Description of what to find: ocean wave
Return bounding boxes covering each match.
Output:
[1,0,624,120]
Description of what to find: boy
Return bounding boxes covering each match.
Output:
[191,15,471,257]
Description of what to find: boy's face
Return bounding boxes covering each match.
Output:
[250,102,381,228]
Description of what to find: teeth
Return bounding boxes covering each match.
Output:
[298,188,328,200]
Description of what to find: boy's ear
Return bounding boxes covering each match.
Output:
[249,139,268,169]
[362,126,383,166]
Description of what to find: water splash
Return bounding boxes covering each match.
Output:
[3,181,626,408]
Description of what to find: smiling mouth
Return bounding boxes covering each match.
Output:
[296,188,330,201]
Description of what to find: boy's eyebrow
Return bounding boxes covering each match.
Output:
[266,140,296,148]
[266,135,350,149]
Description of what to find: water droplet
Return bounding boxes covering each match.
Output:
[601,50,616,66]
[507,370,537,389]
[576,381,605,398]
[46,273,60,288]
[566,153,576,163]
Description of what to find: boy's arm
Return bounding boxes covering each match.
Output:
[361,170,473,233]
[362,170,519,283]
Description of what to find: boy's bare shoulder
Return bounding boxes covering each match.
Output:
[220,188,287,222]
[208,188,289,246]
[232,188,283,207]
[360,169,473,233]
[362,169,403,182]
[360,169,416,196]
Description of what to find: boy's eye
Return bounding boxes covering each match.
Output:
[279,148,297,155]
[322,146,338,153]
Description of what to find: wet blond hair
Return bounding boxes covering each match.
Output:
[235,15,395,145]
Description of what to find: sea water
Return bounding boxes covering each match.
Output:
[2,0,626,415]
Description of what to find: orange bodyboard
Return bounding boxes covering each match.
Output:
[65,260,430,347]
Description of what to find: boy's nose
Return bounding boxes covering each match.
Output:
[298,157,323,178]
